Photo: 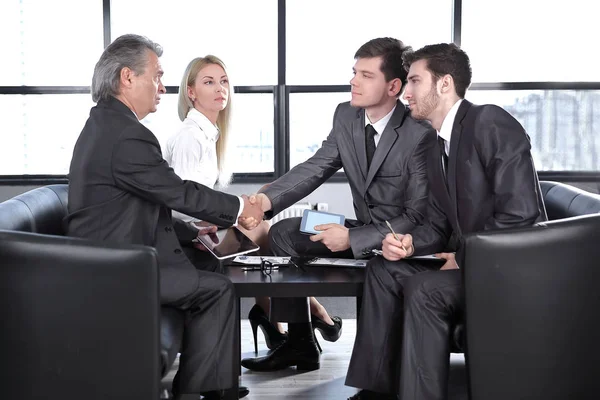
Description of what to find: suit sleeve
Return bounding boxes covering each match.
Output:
[261,104,344,217]
[111,124,240,228]
[476,106,541,230]
[348,127,436,257]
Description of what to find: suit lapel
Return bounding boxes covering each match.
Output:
[446,100,472,233]
[352,110,368,180]
[364,103,406,189]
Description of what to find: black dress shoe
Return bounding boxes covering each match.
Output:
[312,314,343,342]
[348,389,397,400]
[200,386,249,399]
[241,337,320,372]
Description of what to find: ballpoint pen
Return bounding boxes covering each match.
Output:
[385,220,407,253]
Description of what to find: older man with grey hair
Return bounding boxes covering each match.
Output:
[66,34,259,400]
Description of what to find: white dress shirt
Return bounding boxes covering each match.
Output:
[164,108,243,223]
[365,105,396,147]
[437,99,463,155]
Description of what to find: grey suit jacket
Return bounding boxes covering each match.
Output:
[66,97,240,303]
[412,100,547,262]
[263,101,436,258]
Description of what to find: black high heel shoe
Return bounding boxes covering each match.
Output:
[248,304,288,354]
[311,314,343,342]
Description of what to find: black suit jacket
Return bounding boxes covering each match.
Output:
[66,97,240,303]
[412,100,547,261]
[262,101,437,257]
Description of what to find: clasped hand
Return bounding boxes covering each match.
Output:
[238,194,265,230]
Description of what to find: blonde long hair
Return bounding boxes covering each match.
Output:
[177,55,233,186]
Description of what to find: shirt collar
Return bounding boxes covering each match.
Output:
[437,99,463,143]
[186,108,220,141]
[365,105,396,135]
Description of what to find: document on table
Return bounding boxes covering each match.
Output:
[306,258,368,267]
[371,249,442,261]
[410,254,444,260]
[232,256,291,265]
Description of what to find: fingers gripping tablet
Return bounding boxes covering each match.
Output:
[196,227,260,260]
[299,209,345,235]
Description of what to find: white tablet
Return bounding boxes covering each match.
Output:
[299,209,346,235]
[195,227,260,260]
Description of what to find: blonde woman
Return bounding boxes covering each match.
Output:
[165,55,269,246]
[165,56,339,354]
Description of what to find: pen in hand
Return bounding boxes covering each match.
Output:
[385,220,408,253]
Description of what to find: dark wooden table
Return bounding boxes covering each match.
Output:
[223,262,366,399]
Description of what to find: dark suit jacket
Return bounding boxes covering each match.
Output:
[66,97,240,303]
[412,100,547,261]
[262,101,436,258]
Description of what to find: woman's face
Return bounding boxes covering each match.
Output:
[188,63,229,118]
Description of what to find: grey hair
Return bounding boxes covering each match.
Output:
[91,34,163,103]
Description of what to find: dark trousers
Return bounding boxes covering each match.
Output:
[167,248,236,395]
[268,217,353,322]
[346,256,462,400]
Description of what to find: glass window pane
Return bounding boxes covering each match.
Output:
[0,0,103,86]
[289,92,351,168]
[0,94,95,174]
[462,0,598,82]
[466,90,600,171]
[141,93,274,174]
[287,0,453,85]
[111,0,277,86]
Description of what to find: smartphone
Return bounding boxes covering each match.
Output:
[299,209,345,235]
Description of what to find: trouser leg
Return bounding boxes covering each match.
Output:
[268,217,353,322]
[346,257,438,394]
[170,269,237,395]
[399,269,463,400]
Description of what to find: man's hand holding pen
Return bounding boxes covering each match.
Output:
[382,232,414,261]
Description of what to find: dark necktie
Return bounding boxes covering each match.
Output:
[438,136,449,179]
[365,124,377,169]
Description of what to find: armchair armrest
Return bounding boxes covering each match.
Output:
[0,230,160,400]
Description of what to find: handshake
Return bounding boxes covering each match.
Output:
[237,193,272,230]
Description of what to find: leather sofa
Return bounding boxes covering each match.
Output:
[0,184,184,389]
[1,180,599,393]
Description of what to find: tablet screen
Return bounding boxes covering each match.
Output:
[300,209,346,234]
[197,227,260,260]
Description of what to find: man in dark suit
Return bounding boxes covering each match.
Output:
[241,38,436,372]
[65,34,262,400]
[345,43,546,400]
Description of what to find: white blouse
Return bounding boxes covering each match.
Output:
[164,108,221,223]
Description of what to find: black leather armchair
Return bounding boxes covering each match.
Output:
[448,181,600,354]
[463,213,600,400]
[0,230,160,399]
[0,184,184,393]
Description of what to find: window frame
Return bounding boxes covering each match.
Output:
[2,0,600,186]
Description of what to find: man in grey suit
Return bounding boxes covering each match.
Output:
[66,34,262,400]
[241,37,436,372]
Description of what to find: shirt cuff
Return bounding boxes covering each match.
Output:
[233,195,244,227]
